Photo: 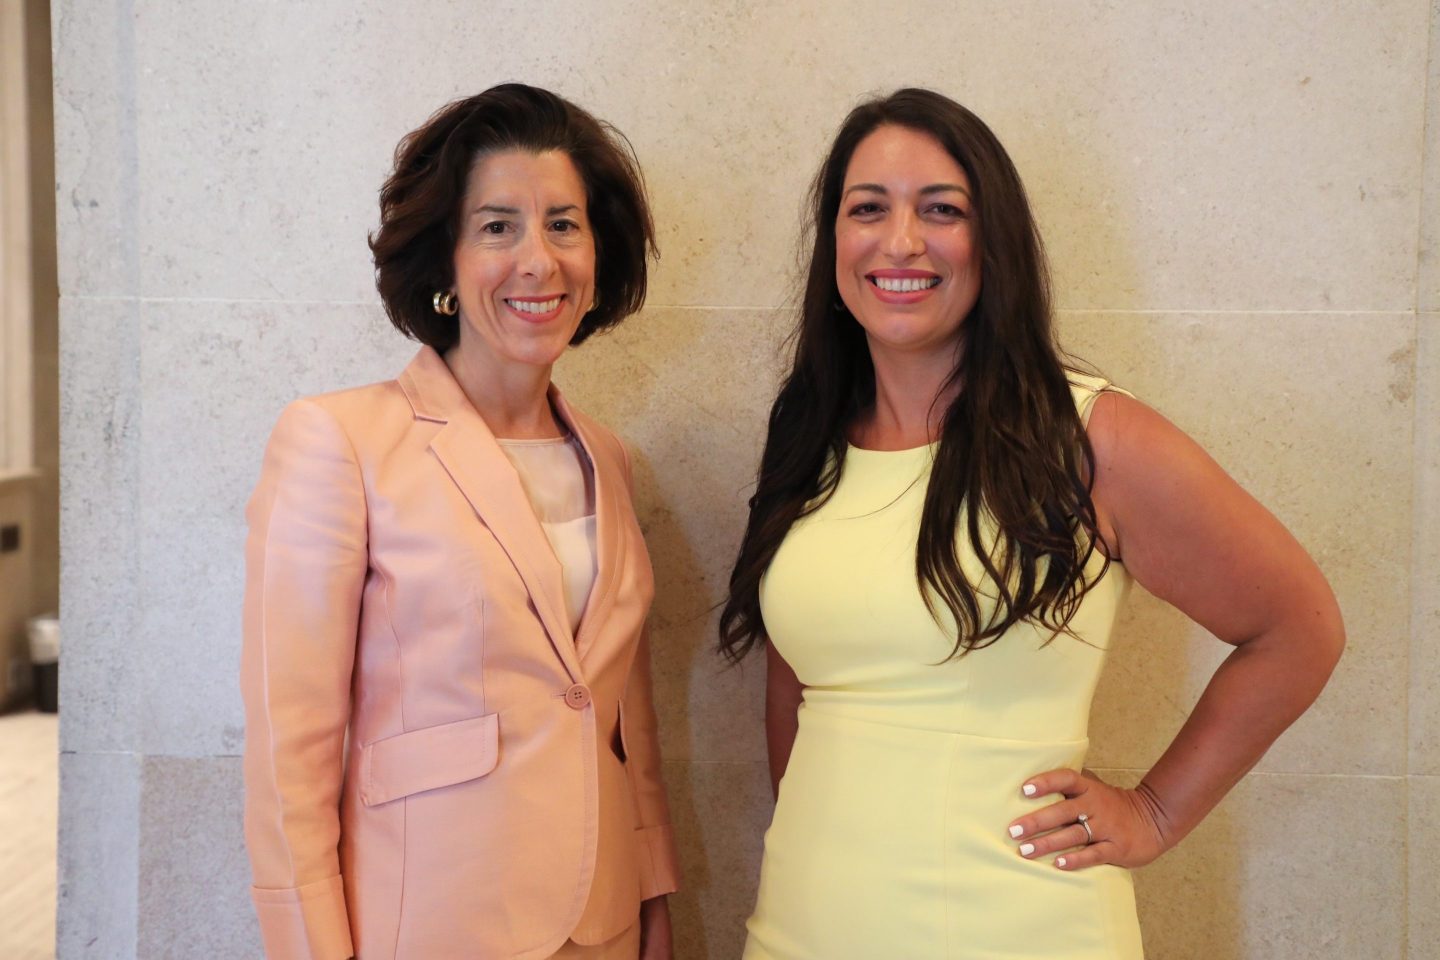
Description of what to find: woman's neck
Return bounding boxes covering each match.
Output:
[850,338,962,451]
[442,340,563,440]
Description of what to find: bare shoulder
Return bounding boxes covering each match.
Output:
[1084,389,1240,518]
[1084,388,1234,538]
[1083,389,1337,645]
[1084,390,1204,478]
[1081,390,1213,559]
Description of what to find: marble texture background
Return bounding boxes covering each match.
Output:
[52,1,1436,957]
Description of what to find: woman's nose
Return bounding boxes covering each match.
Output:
[517,227,558,278]
[882,211,924,260]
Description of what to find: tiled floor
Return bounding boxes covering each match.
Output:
[0,709,58,960]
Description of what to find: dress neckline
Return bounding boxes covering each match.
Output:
[844,440,939,456]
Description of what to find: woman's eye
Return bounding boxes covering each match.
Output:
[848,202,883,217]
[481,221,510,235]
[928,203,967,218]
[550,219,580,233]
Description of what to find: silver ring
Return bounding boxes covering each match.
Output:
[1077,812,1094,844]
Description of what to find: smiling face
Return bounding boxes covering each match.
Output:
[835,125,982,360]
[449,149,596,374]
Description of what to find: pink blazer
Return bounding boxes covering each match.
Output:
[241,346,679,960]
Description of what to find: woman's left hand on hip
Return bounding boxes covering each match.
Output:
[1006,767,1170,870]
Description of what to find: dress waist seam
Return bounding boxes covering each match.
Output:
[800,705,1090,747]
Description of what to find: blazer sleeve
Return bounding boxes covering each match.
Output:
[240,398,366,960]
[617,442,682,900]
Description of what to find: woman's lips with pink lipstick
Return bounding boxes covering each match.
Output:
[867,269,941,303]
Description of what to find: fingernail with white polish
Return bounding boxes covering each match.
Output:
[1008,824,1024,838]
[1022,783,1037,797]
[1057,857,1068,868]
[1020,843,1035,857]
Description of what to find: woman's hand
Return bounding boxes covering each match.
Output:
[639,894,673,960]
[1007,768,1172,871]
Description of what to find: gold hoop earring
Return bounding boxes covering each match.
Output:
[432,290,458,316]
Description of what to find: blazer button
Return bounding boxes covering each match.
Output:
[565,683,592,709]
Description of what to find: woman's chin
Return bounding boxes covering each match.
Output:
[861,323,963,358]
[507,340,574,370]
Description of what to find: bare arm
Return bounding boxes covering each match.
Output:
[765,642,806,799]
[1011,392,1345,866]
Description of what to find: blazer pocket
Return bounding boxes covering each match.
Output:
[360,713,499,807]
[615,698,631,763]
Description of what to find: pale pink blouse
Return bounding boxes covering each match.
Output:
[497,435,598,632]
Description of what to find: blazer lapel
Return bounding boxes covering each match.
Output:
[398,347,583,683]
[550,387,623,663]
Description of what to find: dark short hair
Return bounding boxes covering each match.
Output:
[369,84,655,351]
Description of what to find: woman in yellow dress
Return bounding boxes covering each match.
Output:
[720,88,1344,959]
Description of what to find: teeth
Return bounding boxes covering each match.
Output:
[507,297,563,314]
[873,276,939,292]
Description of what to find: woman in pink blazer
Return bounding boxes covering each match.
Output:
[241,85,678,960]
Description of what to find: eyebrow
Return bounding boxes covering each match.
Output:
[469,203,581,217]
[843,182,972,200]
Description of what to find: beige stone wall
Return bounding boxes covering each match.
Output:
[54,2,1437,957]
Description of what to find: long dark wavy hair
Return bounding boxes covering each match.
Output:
[719,88,1108,664]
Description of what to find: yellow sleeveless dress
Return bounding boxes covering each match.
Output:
[743,375,1145,960]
